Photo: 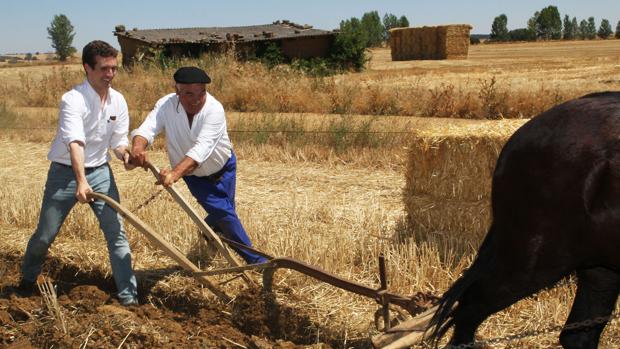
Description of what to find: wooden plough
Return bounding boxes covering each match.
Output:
[88,160,439,348]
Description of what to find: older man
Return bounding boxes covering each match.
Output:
[131,66,266,264]
[19,40,138,306]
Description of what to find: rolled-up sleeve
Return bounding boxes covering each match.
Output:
[59,93,86,147]
[185,109,226,165]
[110,98,130,149]
[131,97,166,145]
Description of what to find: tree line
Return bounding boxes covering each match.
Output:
[490,5,618,42]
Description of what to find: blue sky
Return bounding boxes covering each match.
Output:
[2,0,619,54]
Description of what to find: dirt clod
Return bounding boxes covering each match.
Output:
[232,286,319,344]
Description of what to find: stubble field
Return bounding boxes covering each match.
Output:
[0,39,619,348]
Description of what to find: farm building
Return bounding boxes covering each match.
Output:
[389,24,472,61]
[113,20,336,66]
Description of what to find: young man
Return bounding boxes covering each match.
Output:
[130,66,266,264]
[18,40,138,306]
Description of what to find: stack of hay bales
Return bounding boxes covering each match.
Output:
[390,24,472,61]
[404,120,527,238]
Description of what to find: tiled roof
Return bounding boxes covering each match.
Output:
[114,21,335,44]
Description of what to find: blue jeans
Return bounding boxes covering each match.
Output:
[21,162,138,303]
[183,152,267,264]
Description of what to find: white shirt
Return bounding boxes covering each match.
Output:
[131,92,232,177]
[47,80,129,167]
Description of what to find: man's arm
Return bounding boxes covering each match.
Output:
[159,156,198,187]
[110,98,134,170]
[130,96,168,167]
[69,141,92,203]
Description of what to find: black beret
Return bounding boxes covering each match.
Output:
[173,66,211,84]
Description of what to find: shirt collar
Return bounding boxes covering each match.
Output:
[83,79,112,105]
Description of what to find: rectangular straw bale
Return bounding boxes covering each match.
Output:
[443,25,472,59]
[404,194,491,238]
[405,120,525,201]
[390,24,472,61]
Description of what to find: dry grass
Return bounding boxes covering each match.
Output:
[1,137,619,348]
[1,106,504,170]
[36,275,68,334]
[2,40,619,119]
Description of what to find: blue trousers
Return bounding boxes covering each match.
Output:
[183,152,266,264]
[21,162,138,303]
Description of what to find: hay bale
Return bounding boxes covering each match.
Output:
[404,120,526,235]
[406,121,525,201]
[390,24,472,61]
[404,195,491,237]
[440,25,473,59]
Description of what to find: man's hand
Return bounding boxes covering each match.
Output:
[157,168,179,188]
[122,151,137,171]
[76,181,93,203]
[131,147,148,168]
[69,141,92,203]
[114,146,137,171]
[131,136,149,169]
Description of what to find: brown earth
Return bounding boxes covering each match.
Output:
[0,251,435,348]
[0,251,337,349]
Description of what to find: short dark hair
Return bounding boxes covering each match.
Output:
[82,40,118,69]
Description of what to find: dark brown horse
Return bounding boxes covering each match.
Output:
[427,92,620,349]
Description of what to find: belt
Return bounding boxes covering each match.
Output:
[53,162,105,171]
[204,166,227,183]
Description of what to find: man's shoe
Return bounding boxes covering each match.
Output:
[16,279,36,297]
[250,256,269,265]
[120,297,139,307]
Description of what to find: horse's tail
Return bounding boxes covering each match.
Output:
[426,224,497,347]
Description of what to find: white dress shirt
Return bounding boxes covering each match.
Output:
[47,80,129,167]
[131,92,232,177]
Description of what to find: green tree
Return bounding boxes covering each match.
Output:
[383,13,399,41]
[399,15,409,28]
[616,20,620,39]
[598,18,613,39]
[256,42,285,68]
[508,28,536,41]
[361,11,384,47]
[47,14,76,61]
[536,6,562,40]
[383,14,399,30]
[563,15,575,40]
[527,11,539,36]
[571,17,579,39]
[586,17,597,39]
[330,17,368,71]
[578,19,588,39]
[490,14,509,41]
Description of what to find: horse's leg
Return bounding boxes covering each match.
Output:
[559,267,620,349]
